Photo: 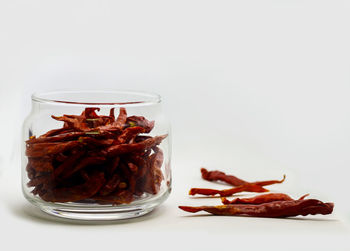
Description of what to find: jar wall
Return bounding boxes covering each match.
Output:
[21,91,171,220]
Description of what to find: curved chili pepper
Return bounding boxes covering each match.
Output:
[25,141,80,158]
[107,135,167,157]
[221,193,309,205]
[201,168,285,187]
[53,150,85,177]
[51,115,89,131]
[117,126,145,144]
[252,175,286,187]
[201,168,247,186]
[126,116,155,133]
[179,199,334,217]
[26,132,86,144]
[189,183,269,197]
[39,128,74,138]
[82,107,100,118]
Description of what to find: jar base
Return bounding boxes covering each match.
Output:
[40,205,154,221]
[24,189,170,221]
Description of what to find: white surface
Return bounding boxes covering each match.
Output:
[1,0,350,250]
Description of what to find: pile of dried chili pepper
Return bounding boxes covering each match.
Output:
[25,107,167,204]
[179,168,334,218]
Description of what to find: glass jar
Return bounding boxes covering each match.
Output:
[22,90,171,220]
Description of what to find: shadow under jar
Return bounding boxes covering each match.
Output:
[22,90,171,220]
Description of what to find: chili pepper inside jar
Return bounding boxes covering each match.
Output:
[22,90,171,220]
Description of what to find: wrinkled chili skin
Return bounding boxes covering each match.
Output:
[221,193,294,205]
[179,199,334,217]
[221,193,310,205]
[107,135,167,157]
[25,107,167,205]
[189,183,269,197]
[201,168,247,186]
[200,168,285,187]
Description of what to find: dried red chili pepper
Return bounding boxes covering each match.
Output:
[39,127,73,138]
[26,132,86,144]
[252,175,286,187]
[41,172,106,203]
[60,156,106,179]
[201,168,247,186]
[51,115,89,132]
[26,141,80,158]
[189,183,269,197]
[53,150,85,177]
[27,157,54,172]
[82,107,100,118]
[126,116,155,133]
[143,148,164,194]
[27,174,52,188]
[114,107,127,128]
[201,168,285,187]
[107,135,167,156]
[221,193,309,205]
[99,173,121,196]
[116,126,145,144]
[109,108,115,121]
[179,199,334,217]
[25,107,167,204]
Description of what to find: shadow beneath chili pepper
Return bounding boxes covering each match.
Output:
[181,214,338,221]
[10,201,166,225]
[276,216,338,222]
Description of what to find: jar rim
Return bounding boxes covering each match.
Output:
[32,90,161,106]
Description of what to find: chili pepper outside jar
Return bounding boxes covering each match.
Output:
[22,90,171,220]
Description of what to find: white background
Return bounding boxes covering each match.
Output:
[0,0,349,250]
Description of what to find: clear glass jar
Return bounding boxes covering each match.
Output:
[22,90,171,220]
